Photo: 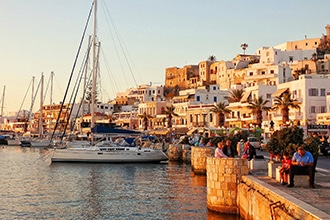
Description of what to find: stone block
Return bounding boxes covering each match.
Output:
[268,161,281,178]
[275,167,281,182]
[249,159,268,170]
[293,175,309,187]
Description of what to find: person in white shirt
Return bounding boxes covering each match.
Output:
[215,139,228,158]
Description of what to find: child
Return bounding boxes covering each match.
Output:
[279,152,291,186]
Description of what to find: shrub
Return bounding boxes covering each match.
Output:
[265,126,304,157]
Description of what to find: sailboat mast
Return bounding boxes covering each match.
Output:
[91,0,97,131]
[50,71,54,134]
[39,73,44,137]
[0,85,5,117]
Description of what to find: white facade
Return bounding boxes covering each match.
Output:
[258,47,316,66]
[271,74,330,133]
[117,84,165,103]
[178,85,228,105]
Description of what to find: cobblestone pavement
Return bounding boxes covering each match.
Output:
[251,167,330,216]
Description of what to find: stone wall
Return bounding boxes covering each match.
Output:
[238,175,329,220]
[205,157,330,219]
[191,147,214,175]
[206,157,249,214]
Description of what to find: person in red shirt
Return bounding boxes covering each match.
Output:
[279,152,291,186]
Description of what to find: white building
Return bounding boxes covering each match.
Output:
[271,74,330,135]
[116,84,165,103]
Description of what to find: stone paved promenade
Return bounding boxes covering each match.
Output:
[251,166,330,217]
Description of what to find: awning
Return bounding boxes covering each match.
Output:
[149,129,169,135]
[271,88,289,97]
[173,95,189,100]
[173,127,189,135]
[187,127,197,135]
[241,91,252,103]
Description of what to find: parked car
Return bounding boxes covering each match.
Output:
[248,137,261,150]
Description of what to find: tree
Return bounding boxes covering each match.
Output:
[208,55,216,62]
[210,102,231,127]
[247,96,271,128]
[272,92,300,126]
[241,43,248,55]
[225,89,244,103]
[265,126,304,156]
[138,112,153,131]
[163,105,179,128]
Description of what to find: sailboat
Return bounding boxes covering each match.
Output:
[28,72,56,148]
[50,0,168,163]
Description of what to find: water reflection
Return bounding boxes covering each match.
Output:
[0,146,242,219]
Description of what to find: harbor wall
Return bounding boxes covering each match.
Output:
[191,147,214,175]
[206,157,248,214]
[205,157,330,220]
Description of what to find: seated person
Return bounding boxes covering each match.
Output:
[279,152,291,186]
[287,146,315,188]
[215,139,228,158]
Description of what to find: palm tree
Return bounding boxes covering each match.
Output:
[225,89,244,103]
[138,112,153,131]
[241,43,248,55]
[163,105,179,128]
[247,96,271,128]
[208,55,216,62]
[210,102,231,127]
[272,92,300,126]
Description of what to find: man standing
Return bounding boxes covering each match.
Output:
[237,139,244,156]
[287,146,315,188]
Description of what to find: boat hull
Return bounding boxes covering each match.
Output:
[50,148,168,163]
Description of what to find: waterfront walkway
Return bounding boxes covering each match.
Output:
[250,166,330,217]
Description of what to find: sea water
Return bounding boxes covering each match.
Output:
[0,146,242,220]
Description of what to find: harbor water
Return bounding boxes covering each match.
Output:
[0,146,243,220]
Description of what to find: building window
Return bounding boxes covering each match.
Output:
[266,94,271,99]
[309,88,318,96]
[209,113,213,122]
[249,72,253,76]
[292,90,297,98]
[311,106,316,113]
[321,106,326,113]
[196,96,200,102]
[213,97,217,102]
[289,56,293,62]
[190,115,193,123]
[320,88,326,96]
[270,70,274,74]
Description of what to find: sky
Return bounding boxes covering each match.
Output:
[1,0,330,115]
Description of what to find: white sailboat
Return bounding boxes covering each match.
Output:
[50,0,168,163]
[30,73,52,148]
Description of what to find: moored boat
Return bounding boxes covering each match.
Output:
[50,145,168,163]
[50,126,168,163]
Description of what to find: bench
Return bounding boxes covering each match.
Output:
[275,166,309,187]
